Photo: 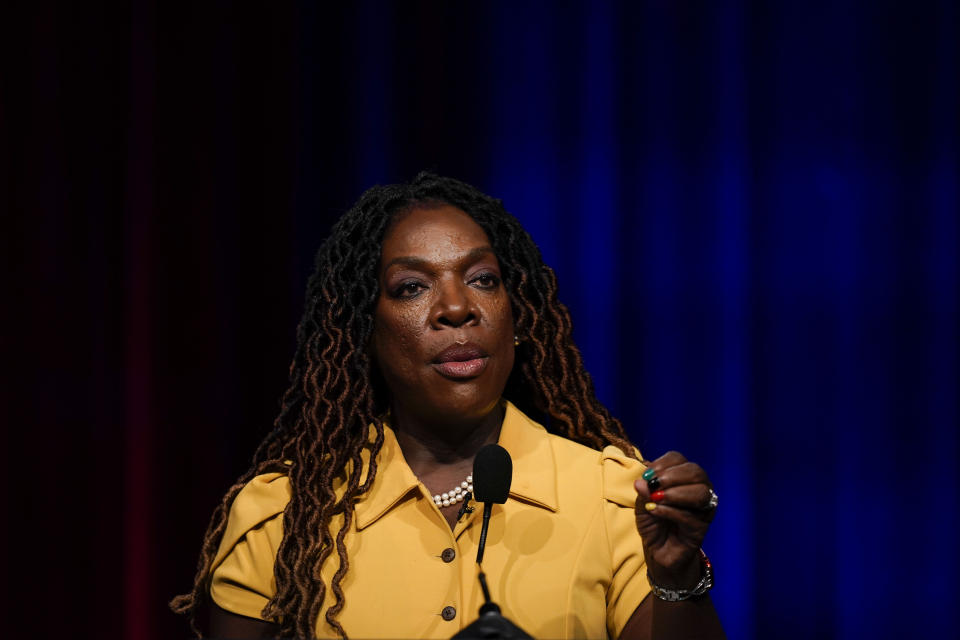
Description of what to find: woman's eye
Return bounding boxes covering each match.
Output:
[393,281,426,298]
[472,273,500,288]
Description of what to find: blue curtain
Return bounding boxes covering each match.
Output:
[289,2,958,637]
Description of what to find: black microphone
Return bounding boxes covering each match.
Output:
[473,444,512,503]
[450,445,531,640]
[472,444,512,565]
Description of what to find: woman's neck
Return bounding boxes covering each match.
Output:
[389,400,505,477]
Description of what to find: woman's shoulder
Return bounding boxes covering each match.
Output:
[230,471,292,522]
[546,432,646,508]
[209,472,291,617]
[213,472,291,569]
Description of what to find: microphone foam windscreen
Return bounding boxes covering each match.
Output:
[472,444,512,504]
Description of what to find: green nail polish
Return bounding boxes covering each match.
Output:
[642,468,656,481]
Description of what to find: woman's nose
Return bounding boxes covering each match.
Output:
[431,280,478,328]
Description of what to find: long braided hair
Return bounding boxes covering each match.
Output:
[170,172,636,638]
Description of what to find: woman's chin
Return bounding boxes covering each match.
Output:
[401,390,504,427]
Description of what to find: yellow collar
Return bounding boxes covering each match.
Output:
[355,400,559,530]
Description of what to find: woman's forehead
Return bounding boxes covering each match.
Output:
[380,204,493,261]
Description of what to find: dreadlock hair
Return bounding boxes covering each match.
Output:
[170,172,637,638]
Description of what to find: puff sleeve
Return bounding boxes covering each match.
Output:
[209,472,291,619]
[601,445,652,638]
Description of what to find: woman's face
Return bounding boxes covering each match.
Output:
[370,203,515,425]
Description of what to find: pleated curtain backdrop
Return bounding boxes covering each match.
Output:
[4,2,956,639]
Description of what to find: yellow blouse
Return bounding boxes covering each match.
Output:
[210,401,651,639]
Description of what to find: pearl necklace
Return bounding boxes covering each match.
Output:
[433,474,474,508]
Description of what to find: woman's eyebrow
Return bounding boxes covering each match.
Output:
[383,246,495,271]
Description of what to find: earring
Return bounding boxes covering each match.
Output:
[514,335,520,347]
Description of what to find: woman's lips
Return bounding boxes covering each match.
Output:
[432,357,488,379]
[431,342,489,379]
[431,342,490,380]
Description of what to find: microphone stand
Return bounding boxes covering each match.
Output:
[451,500,533,640]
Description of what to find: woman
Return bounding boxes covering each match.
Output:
[171,173,725,639]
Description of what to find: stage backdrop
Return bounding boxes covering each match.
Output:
[4,2,956,639]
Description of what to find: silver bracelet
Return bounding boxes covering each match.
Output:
[647,549,714,602]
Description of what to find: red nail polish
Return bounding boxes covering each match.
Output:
[651,490,665,503]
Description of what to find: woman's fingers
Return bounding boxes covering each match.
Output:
[655,461,711,489]
[635,459,711,495]
[640,502,711,539]
[634,482,716,517]
[634,454,717,524]
[648,450,687,470]
[650,484,717,513]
